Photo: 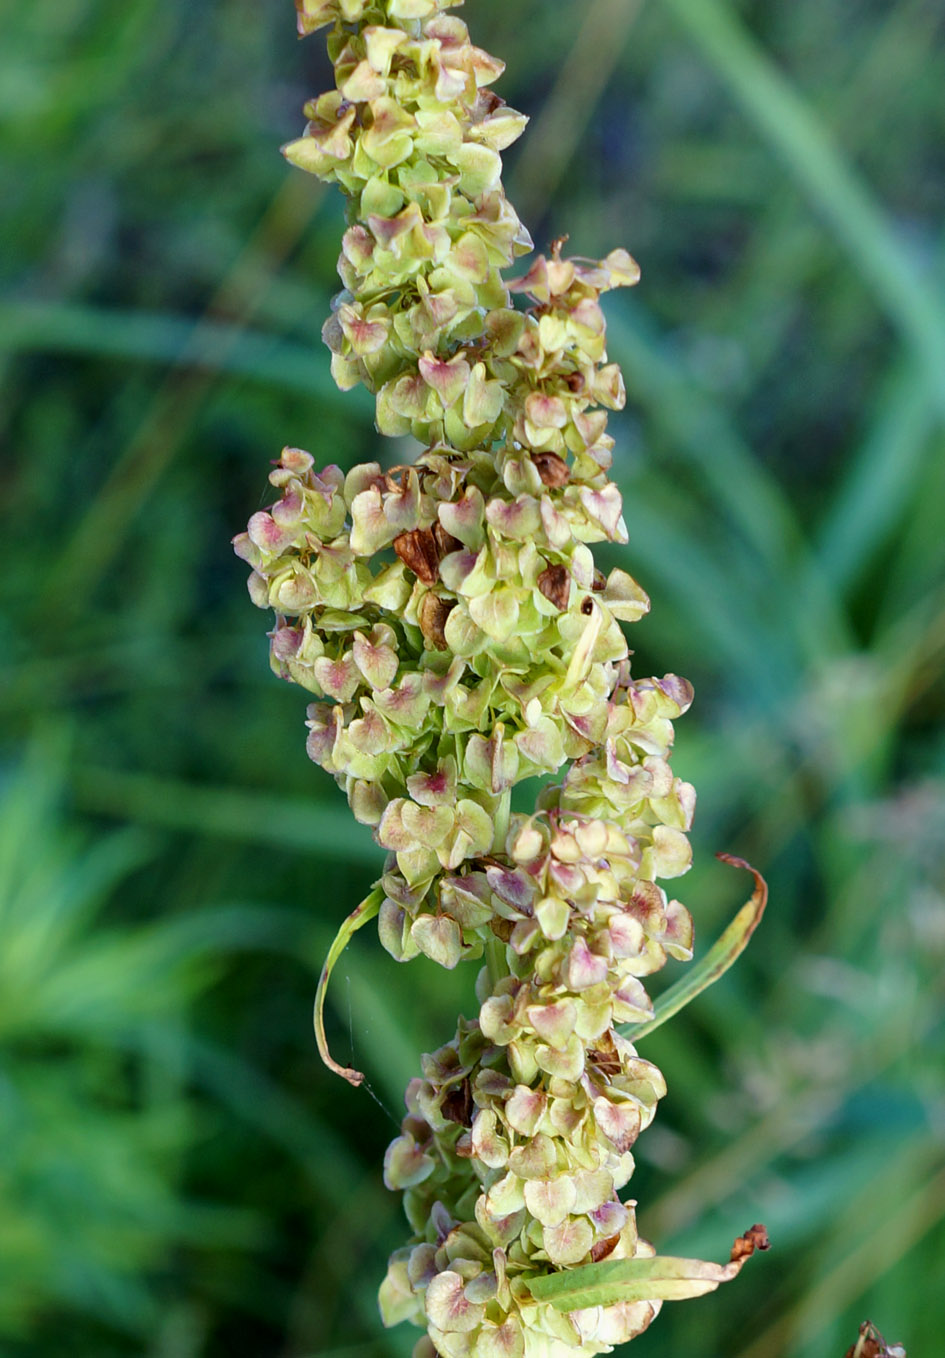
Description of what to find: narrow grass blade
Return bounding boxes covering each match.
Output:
[609,308,853,666]
[817,363,934,593]
[620,855,767,1041]
[71,765,382,862]
[663,0,945,418]
[510,0,642,226]
[734,1148,944,1358]
[182,1032,366,1201]
[0,300,347,400]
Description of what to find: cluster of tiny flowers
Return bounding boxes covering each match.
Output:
[377,711,697,1356]
[236,2,721,1352]
[379,1021,666,1358]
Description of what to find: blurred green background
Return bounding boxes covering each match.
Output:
[2,0,944,1354]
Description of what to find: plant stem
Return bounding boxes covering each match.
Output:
[492,789,512,856]
[483,792,513,989]
[486,935,510,989]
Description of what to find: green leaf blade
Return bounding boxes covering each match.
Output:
[525,1227,770,1312]
[620,854,768,1041]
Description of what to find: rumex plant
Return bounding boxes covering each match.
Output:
[234,2,770,1352]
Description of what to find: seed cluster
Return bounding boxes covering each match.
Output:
[236,3,725,1353]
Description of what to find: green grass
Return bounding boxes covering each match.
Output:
[2,0,943,1353]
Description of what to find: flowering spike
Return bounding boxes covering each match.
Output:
[239,2,769,1351]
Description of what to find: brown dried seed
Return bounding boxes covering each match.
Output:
[441,1077,474,1127]
[394,528,440,584]
[489,917,514,942]
[433,521,462,558]
[532,452,571,487]
[418,592,454,651]
[588,1036,621,1078]
[581,597,594,615]
[590,1234,621,1263]
[537,564,570,611]
[591,568,607,592]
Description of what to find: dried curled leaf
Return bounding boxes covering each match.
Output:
[525,1225,770,1312]
[314,888,382,1086]
[729,1223,770,1263]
